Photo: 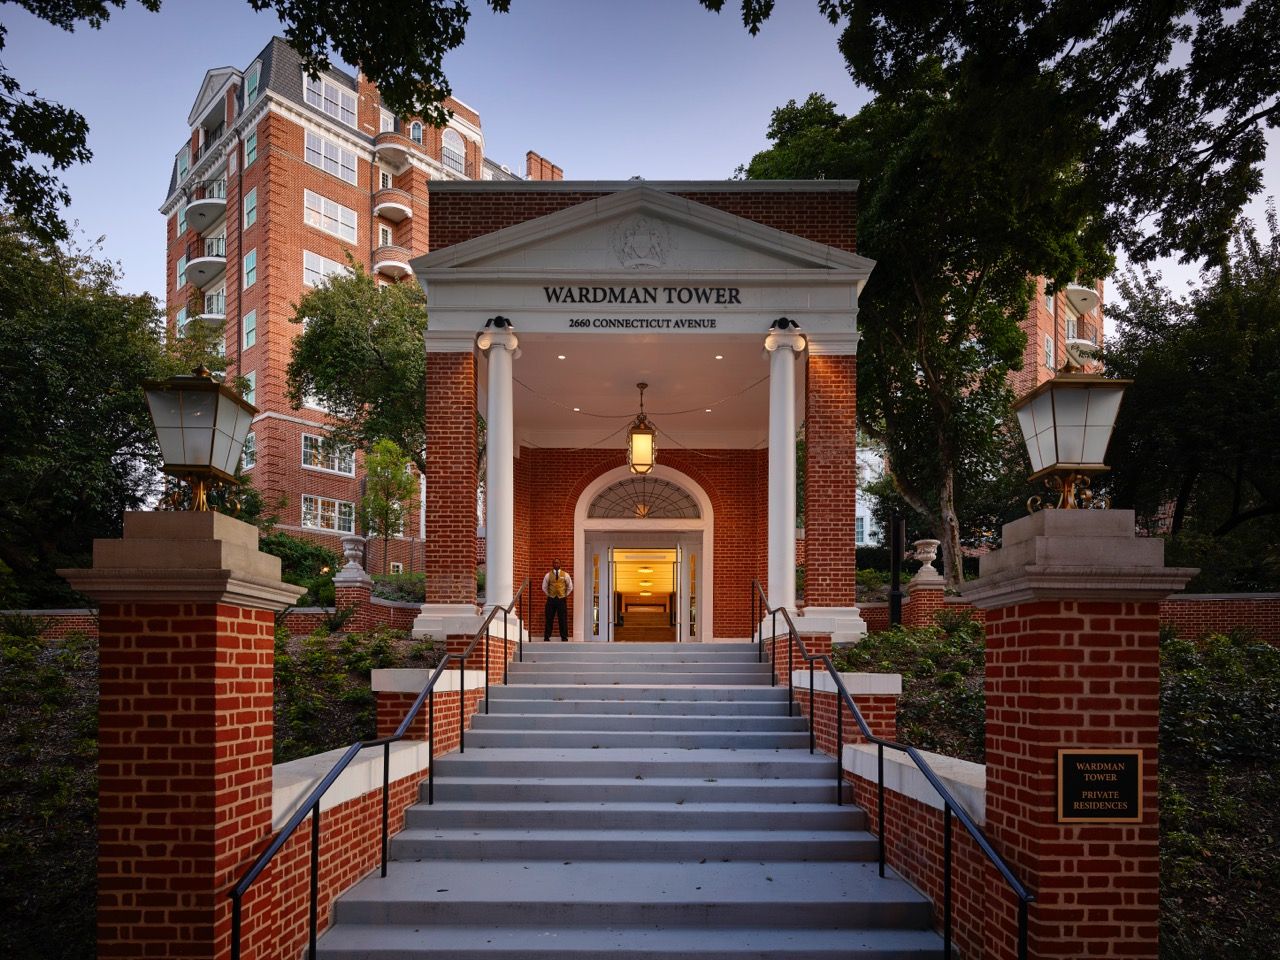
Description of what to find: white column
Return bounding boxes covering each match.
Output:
[477,326,519,612]
[764,325,805,610]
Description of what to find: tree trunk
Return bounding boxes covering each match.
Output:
[937,467,964,589]
[384,533,390,574]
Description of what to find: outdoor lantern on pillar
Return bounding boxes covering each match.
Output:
[1013,363,1131,511]
[144,366,256,510]
[627,382,657,475]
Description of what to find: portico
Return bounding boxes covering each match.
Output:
[411,181,873,643]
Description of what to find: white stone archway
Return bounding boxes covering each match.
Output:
[573,464,714,642]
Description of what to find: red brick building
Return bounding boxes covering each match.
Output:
[411,180,874,643]
[160,37,560,571]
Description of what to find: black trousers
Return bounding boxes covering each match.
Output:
[544,596,569,641]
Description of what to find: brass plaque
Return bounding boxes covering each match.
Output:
[1056,749,1144,823]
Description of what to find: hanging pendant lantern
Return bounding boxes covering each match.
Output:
[627,382,657,475]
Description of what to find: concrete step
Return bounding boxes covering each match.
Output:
[487,684,786,702]
[402,800,866,832]
[316,923,944,958]
[483,696,792,716]
[390,826,880,861]
[468,711,806,732]
[427,776,847,804]
[461,728,811,749]
[521,642,758,656]
[519,649,765,663]
[431,747,834,780]
[509,659,769,673]
[331,859,934,929]
[504,671,771,685]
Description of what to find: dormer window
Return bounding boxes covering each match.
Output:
[380,110,395,133]
[176,145,190,183]
[410,121,423,144]
[245,63,261,105]
[442,129,465,174]
[304,73,357,127]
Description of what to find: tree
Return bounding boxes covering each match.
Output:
[359,439,416,574]
[711,0,1280,266]
[285,262,429,472]
[1103,208,1280,590]
[743,89,1110,584]
[2,0,510,242]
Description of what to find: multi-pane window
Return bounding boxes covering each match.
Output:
[379,110,395,133]
[1066,313,1078,341]
[855,516,866,543]
[176,145,189,182]
[304,75,357,127]
[245,65,261,104]
[410,121,423,144]
[175,306,188,337]
[1045,334,1055,369]
[243,187,257,229]
[243,249,257,288]
[379,169,392,190]
[303,250,346,287]
[241,431,256,470]
[245,131,257,166]
[378,225,392,247]
[243,371,256,405]
[304,131,357,185]
[302,495,355,533]
[302,434,355,475]
[177,206,187,235]
[1044,289,1054,315]
[177,254,187,286]
[389,561,403,574]
[303,190,356,241]
[442,129,465,174]
[243,309,257,349]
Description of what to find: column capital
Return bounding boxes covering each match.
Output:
[764,328,805,354]
[477,328,520,356]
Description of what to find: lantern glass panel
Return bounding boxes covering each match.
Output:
[1086,387,1124,432]
[1083,424,1113,464]
[630,430,654,474]
[1052,388,1089,426]
[181,392,217,465]
[1057,425,1086,463]
[146,389,183,429]
[1016,404,1043,473]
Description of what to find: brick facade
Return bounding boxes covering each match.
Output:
[424,352,478,603]
[804,353,859,607]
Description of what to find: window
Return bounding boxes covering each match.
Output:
[243,309,256,349]
[379,169,392,190]
[243,248,257,288]
[302,434,355,475]
[303,190,357,241]
[410,121,423,144]
[389,561,403,575]
[245,130,257,166]
[442,129,465,174]
[302,495,355,533]
[243,371,256,405]
[176,145,190,182]
[177,254,187,287]
[175,306,188,337]
[1044,288,1054,316]
[243,187,257,229]
[855,516,866,543]
[177,206,187,235]
[304,74,357,127]
[1045,334,1055,369]
[245,64,261,105]
[379,225,392,247]
[303,250,346,287]
[379,110,395,133]
[304,130,357,185]
[241,432,256,470]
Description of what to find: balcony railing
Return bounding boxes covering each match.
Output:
[373,187,414,222]
[442,147,465,175]
[196,122,225,160]
[193,179,226,200]
[189,236,226,261]
[199,292,226,317]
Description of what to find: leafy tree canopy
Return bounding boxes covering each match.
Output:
[2,0,509,242]
[285,262,428,472]
[359,439,416,575]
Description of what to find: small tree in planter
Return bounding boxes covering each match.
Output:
[359,439,415,574]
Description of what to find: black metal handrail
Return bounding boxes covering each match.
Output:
[228,578,530,960]
[751,580,1034,960]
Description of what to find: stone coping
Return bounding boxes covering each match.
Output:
[272,741,430,831]
[370,668,488,693]
[842,743,986,825]
[1164,592,1280,600]
[423,179,861,194]
[371,597,426,609]
[790,670,902,696]
[1,608,95,616]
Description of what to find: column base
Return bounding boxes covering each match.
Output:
[478,606,529,642]
[412,603,484,639]
[793,606,868,647]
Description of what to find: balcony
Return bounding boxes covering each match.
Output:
[195,122,225,161]
[185,179,227,234]
[196,292,226,322]
[1064,282,1100,316]
[373,131,414,168]
[372,244,413,279]
[186,236,226,287]
[373,186,413,223]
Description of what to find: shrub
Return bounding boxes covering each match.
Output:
[259,531,340,607]
[372,572,426,603]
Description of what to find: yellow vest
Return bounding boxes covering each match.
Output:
[547,571,569,599]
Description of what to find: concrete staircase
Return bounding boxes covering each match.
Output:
[317,642,944,958]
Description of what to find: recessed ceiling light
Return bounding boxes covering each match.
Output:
[705,408,712,413]
[714,354,724,360]
[639,591,652,597]
[573,407,580,412]
[639,580,652,587]
[637,566,653,574]
[557,354,567,360]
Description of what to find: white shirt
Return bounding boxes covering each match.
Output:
[541,568,574,597]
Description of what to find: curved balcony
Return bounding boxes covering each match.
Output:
[185,179,227,234]
[372,244,413,279]
[373,186,413,223]
[186,236,226,287]
[1065,282,1100,316]
[196,292,226,322]
[373,131,414,168]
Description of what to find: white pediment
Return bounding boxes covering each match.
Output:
[416,186,875,282]
[187,67,241,126]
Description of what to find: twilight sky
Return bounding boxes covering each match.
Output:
[6,0,1275,301]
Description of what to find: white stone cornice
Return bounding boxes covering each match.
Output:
[805,331,862,355]
[424,330,477,353]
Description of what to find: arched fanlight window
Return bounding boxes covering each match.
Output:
[588,477,700,520]
[410,121,423,144]
[442,128,466,174]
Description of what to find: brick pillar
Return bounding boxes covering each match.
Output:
[904,547,945,628]
[334,534,373,632]
[963,511,1195,960]
[61,512,302,960]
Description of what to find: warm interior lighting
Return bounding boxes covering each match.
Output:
[627,382,656,475]
[639,591,652,597]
